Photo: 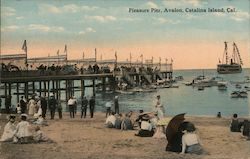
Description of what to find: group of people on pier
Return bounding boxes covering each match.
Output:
[1,61,162,77]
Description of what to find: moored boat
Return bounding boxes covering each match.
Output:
[239,91,248,98]
[217,82,227,91]
[231,91,240,98]
[230,91,248,98]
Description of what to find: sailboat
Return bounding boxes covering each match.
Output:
[217,42,243,74]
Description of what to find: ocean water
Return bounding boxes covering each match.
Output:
[92,68,250,117]
[1,68,249,117]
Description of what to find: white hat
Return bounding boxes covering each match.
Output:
[21,114,28,117]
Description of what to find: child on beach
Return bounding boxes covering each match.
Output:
[13,114,32,144]
[16,103,21,115]
[33,126,51,143]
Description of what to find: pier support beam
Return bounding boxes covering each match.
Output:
[16,83,19,102]
[81,80,85,98]
[24,82,28,100]
[92,79,96,97]
[102,77,106,92]
[39,81,42,97]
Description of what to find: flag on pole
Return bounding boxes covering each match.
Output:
[64,45,67,54]
[95,48,97,61]
[115,51,117,61]
[22,40,27,64]
[22,40,27,52]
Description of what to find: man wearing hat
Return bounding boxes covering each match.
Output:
[40,96,47,119]
[20,96,27,114]
[81,96,88,118]
[89,96,95,118]
[48,94,57,120]
[114,96,119,114]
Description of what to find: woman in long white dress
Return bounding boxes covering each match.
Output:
[0,115,16,142]
[34,99,42,118]
[154,95,165,119]
[28,97,36,116]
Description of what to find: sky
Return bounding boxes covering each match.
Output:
[1,0,250,70]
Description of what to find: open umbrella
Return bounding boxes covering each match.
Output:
[165,113,186,152]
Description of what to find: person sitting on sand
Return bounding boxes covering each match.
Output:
[33,115,48,126]
[13,114,32,144]
[0,115,16,142]
[115,114,122,129]
[242,120,250,138]
[135,110,144,128]
[217,112,221,118]
[150,113,159,130]
[180,123,203,155]
[135,115,154,137]
[230,114,241,132]
[33,126,51,143]
[105,112,116,128]
[121,113,133,130]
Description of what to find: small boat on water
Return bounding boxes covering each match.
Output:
[184,81,193,86]
[235,84,242,89]
[217,82,227,91]
[198,85,204,91]
[115,90,134,94]
[245,86,250,91]
[231,91,248,98]
[217,42,243,74]
[239,91,248,98]
[231,91,239,98]
[169,84,179,88]
[174,76,184,81]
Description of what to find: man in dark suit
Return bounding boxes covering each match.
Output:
[89,96,95,118]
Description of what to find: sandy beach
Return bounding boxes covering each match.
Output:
[0,112,249,159]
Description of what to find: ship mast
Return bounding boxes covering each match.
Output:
[223,41,228,64]
[233,42,243,65]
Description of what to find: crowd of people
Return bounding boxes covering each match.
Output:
[2,93,250,156]
[0,114,51,144]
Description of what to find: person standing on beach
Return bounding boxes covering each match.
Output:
[114,96,119,114]
[105,101,112,117]
[40,96,47,119]
[68,97,75,118]
[57,100,62,119]
[5,95,11,114]
[72,96,77,115]
[155,95,164,119]
[81,96,88,118]
[20,96,27,114]
[28,96,36,116]
[48,95,57,120]
[89,96,95,118]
